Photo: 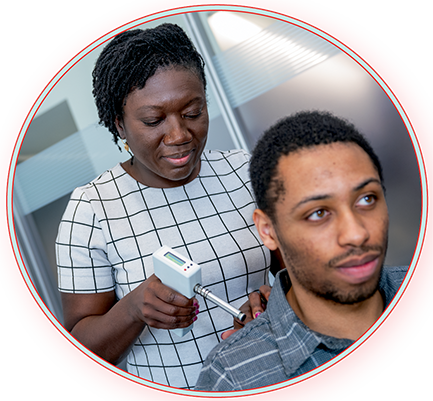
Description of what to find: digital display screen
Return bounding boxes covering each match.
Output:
[164,252,185,267]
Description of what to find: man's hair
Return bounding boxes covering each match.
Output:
[250,110,384,221]
[92,23,206,145]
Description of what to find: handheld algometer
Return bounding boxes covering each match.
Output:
[153,245,246,337]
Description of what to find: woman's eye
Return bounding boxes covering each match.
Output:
[358,195,376,206]
[143,119,162,127]
[183,110,202,119]
[307,209,329,221]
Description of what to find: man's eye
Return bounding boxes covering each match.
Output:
[358,195,377,206]
[307,209,329,221]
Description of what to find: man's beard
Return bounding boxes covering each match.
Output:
[277,232,388,305]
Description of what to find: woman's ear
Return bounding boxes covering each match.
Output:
[253,209,279,251]
[115,116,126,139]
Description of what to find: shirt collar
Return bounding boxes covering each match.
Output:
[266,269,354,376]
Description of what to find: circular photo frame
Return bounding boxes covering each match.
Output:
[8,2,427,398]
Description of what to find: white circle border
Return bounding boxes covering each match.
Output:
[7,6,427,397]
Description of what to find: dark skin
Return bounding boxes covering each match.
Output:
[62,275,198,365]
[62,68,207,365]
[62,67,284,364]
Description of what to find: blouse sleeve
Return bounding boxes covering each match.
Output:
[55,187,115,294]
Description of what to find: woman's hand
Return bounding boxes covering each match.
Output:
[127,274,199,329]
[221,285,271,340]
[61,274,199,365]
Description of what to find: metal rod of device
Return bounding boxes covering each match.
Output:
[194,284,246,322]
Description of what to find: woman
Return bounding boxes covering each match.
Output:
[56,23,272,389]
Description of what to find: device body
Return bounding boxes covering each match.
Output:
[153,245,246,337]
[153,245,201,337]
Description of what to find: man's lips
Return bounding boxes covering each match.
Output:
[335,254,381,284]
[336,253,379,268]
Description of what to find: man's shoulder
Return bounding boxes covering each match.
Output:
[195,314,279,390]
[381,265,409,282]
[380,265,409,307]
[210,314,274,358]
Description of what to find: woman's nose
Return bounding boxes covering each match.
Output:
[163,116,192,146]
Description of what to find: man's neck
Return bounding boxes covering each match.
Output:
[286,284,384,341]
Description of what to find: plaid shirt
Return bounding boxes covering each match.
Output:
[195,265,408,391]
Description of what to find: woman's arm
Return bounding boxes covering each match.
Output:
[61,274,198,365]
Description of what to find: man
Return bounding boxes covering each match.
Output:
[194,110,408,391]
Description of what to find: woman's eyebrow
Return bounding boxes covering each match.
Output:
[135,96,205,113]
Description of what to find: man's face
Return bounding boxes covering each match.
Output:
[259,142,389,305]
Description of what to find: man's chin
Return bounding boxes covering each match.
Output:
[318,270,382,305]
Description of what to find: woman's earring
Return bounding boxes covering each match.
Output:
[122,140,134,166]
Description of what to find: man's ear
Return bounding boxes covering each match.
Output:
[253,209,279,251]
[114,116,126,140]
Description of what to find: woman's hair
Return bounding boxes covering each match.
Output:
[92,23,206,145]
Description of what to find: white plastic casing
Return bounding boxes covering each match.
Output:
[152,245,202,337]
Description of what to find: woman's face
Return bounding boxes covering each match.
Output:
[115,67,209,188]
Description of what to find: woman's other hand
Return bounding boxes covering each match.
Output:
[220,285,271,340]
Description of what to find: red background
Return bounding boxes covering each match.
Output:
[0,0,433,400]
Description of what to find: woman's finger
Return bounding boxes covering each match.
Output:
[248,291,265,319]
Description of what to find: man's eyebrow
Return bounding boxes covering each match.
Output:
[292,177,382,212]
[353,178,382,191]
[292,194,331,212]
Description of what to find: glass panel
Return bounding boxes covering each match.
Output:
[199,11,421,267]
[212,19,340,108]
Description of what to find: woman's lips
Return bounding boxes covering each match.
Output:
[163,150,193,166]
[335,255,380,284]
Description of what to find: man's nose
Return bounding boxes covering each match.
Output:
[337,210,370,248]
[163,116,192,145]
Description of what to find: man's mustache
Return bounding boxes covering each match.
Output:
[327,244,385,268]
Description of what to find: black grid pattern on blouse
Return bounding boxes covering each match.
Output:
[56,150,270,389]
